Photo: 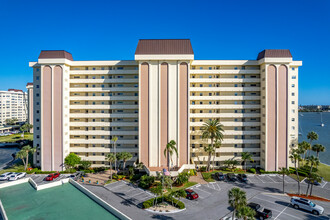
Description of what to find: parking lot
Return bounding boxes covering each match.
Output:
[104,181,154,207]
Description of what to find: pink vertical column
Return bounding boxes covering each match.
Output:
[42,66,52,171]
[140,63,149,166]
[267,65,277,171]
[278,65,288,168]
[179,62,188,166]
[53,66,63,171]
[160,63,168,167]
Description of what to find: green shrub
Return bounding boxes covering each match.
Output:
[199,166,207,172]
[130,174,143,182]
[175,172,189,185]
[249,168,256,174]
[27,168,39,174]
[188,169,197,176]
[138,175,155,189]
[142,196,185,209]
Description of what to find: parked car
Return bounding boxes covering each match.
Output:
[237,174,248,182]
[215,172,225,181]
[69,172,81,180]
[247,202,272,219]
[226,173,237,182]
[185,189,199,200]
[305,178,323,186]
[291,197,324,215]
[0,172,14,181]
[8,172,26,181]
[45,172,60,181]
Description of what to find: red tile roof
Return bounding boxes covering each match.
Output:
[39,50,73,61]
[26,82,33,86]
[135,39,194,55]
[8,89,23,93]
[257,49,292,60]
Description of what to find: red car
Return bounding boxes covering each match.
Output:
[185,189,199,200]
[45,172,60,181]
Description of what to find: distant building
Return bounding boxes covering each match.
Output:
[26,83,33,132]
[30,39,301,172]
[0,89,28,125]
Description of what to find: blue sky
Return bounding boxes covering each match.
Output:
[0,0,329,105]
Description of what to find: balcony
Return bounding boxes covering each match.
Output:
[70,79,138,83]
[190,104,260,109]
[190,87,260,92]
[190,130,260,136]
[191,139,260,144]
[70,122,138,127]
[70,69,138,75]
[70,113,138,118]
[70,87,138,92]
[191,155,260,162]
[70,96,138,101]
[71,147,138,153]
[70,139,138,144]
[189,96,260,101]
[70,105,138,110]
[189,69,260,74]
[189,113,260,118]
[70,130,138,135]
[190,147,260,153]
[190,122,260,127]
[190,78,260,83]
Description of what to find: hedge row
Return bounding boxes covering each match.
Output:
[289,167,308,177]
[142,196,185,209]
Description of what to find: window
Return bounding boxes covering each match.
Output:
[292,126,295,130]
[292,118,295,121]
[199,67,203,70]
[292,101,295,104]
[36,85,39,88]
[292,76,296,79]
[242,66,245,70]
[209,67,212,70]
[292,109,295,113]
[292,84,295,88]
[292,92,295,96]
[36,76,39,80]
[292,67,295,70]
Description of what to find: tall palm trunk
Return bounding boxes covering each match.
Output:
[110,161,112,181]
[310,182,314,196]
[167,151,170,171]
[25,153,29,170]
[232,208,236,220]
[306,163,314,196]
[294,161,300,194]
[207,151,212,172]
[212,151,215,171]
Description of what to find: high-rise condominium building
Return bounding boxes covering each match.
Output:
[0,89,28,125]
[29,39,301,172]
[26,83,34,132]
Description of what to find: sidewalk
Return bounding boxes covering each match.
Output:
[189,172,208,184]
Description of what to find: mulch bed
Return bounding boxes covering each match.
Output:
[287,193,330,202]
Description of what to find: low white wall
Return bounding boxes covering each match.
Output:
[69,179,131,220]
[0,178,29,189]
[28,178,38,190]
[0,199,8,220]
[36,178,69,191]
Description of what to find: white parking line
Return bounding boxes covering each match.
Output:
[273,203,290,220]
[195,187,211,195]
[321,181,327,188]
[265,176,276,183]
[255,175,265,183]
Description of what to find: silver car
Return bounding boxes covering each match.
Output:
[0,172,14,180]
[291,197,324,215]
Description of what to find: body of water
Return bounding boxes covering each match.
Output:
[0,147,18,170]
[299,112,330,165]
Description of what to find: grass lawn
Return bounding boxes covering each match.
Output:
[316,163,330,182]
[0,133,33,143]
[105,179,117,185]
[0,165,25,175]
[165,182,198,195]
[289,174,306,182]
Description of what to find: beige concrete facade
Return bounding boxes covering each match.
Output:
[30,40,301,171]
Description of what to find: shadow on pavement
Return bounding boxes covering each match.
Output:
[151,214,175,219]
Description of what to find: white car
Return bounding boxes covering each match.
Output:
[8,172,26,181]
[0,172,14,180]
[291,197,324,215]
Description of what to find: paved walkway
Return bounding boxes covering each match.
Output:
[189,172,208,184]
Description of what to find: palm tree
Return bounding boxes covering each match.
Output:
[203,145,214,171]
[279,167,290,193]
[289,149,301,194]
[228,187,247,220]
[307,131,318,157]
[121,152,133,169]
[212,140,222,171]
[164,140,178,171]
[16,150,27,168]
[18,145,36,170]
[201,119,224,171]
[236,206,256,220]
[20,123,33,138]
[308,173,322,196]
[241,152,254,171]
[106,153,116,181]
[312,144,325,160]
[298,141,309,160]
[305,156,319,196]
[111,136,118,171]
